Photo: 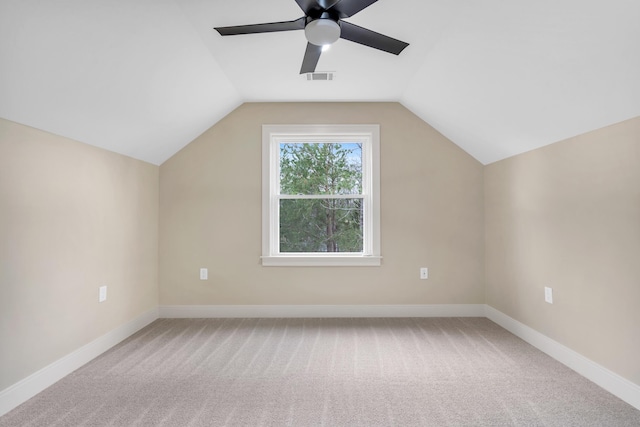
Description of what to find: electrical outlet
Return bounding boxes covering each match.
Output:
[544,287,553,304]
[420,267,429,280]
[200,268,208,280]
[99,285,107,303]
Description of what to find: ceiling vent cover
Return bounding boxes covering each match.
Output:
[305,72,335,81]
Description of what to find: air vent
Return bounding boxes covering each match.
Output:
[305,72,335,81]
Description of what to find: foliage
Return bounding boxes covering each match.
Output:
[279,143,363,252]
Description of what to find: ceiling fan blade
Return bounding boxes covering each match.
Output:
[339,21,408,55]
[294,0,323,16]
[327,0,379,18]
[300,43,323,74]
[215,17,305,36]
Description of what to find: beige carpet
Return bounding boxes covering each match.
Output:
[1,317,639,426]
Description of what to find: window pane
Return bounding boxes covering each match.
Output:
[280,143,362,195]
[280,198,363,252]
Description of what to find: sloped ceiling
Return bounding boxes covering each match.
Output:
[1,0,639,165]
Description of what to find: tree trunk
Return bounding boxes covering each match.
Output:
[326,200,336,252]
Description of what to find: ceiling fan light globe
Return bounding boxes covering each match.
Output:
[305,19,341,46]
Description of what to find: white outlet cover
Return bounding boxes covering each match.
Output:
[99,286,107,302]
[544,287,553,304]
[200,268,208,280]
[420,268,429,279]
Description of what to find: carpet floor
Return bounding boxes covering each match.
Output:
[1,317,639,426]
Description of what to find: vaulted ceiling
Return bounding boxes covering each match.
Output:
[1,0,639,165]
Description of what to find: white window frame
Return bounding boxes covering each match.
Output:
[262,124,381,267]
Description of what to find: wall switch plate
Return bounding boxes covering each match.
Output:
[99,286,107,303]
[420,267,429,280]
[544,287,553,304]
[200,268,208,280]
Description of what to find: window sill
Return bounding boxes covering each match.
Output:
[261,255,382,267]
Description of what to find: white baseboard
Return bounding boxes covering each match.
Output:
[159,304,486,318]
[485,305,640,411]
[0,307,159,417]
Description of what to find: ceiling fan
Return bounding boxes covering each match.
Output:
[214,0,409,74]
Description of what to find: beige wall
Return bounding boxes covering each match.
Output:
[159,103,485,305]
[0,119,159,391]
[485,116,640,384]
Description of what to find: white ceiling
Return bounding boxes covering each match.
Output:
[1,0,639,165]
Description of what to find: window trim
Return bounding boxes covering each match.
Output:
[261,124,381,267]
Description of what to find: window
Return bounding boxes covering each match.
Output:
[262,124,381,266]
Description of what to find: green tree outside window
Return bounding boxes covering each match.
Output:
[279,142,363,253]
